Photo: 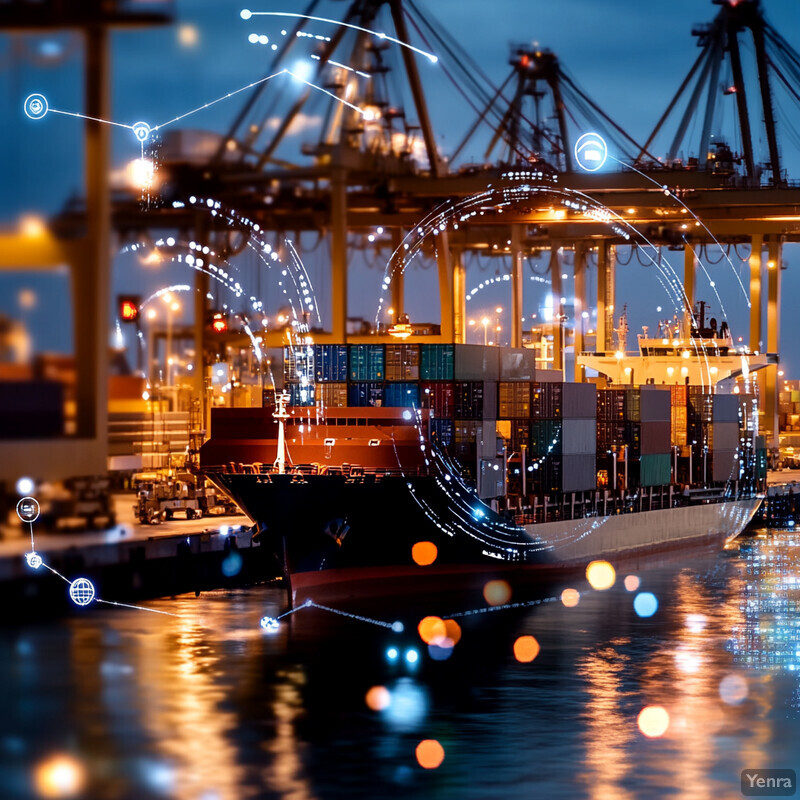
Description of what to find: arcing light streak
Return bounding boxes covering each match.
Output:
[310,53,371,79]
[241,10,439,63]
[283,68,372,118]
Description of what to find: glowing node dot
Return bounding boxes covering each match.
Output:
[68,578,95,607]
[260,616,280,633]
[24,93,49,120]
[240,8,252,20]
[719,673,748,705]
[16,496,40,524]
[132,121,151,143]
[391,621,404,633]
[513,635,540,663]
[248,33,259,43]
[637,705,670,738]
[25,552,43,570]
[415,739,445,769]
[561,588,580,607]
[624,575,640,592]
[365,685,391,711]
[258,34,268,45]
[586,560,616,591]
[412,541,438,566]
[386,647,399,661]
[574,132,608,172]
[405,648,419,664]
[633,592,658,618]
[483,579,512,606]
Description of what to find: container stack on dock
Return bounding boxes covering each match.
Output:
[778,381,800,431]
[638,387,672,486]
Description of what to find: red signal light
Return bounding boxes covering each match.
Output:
[211,314,228,334]
[118,296,140,322]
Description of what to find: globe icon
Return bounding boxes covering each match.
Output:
[69,578,96,607]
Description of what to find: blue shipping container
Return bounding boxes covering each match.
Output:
[347,382,385,407]
[349,345,385,381]
[420,344,455,381]
[383,382,420,408]
[288,383,315,407]
[314,344,348,382]
[431,418,454,447]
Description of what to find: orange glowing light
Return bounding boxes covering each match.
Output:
[119,299,139,322]
[415,739,445,769]
[33,754,86,798]
[412,541,438,566]
[513,635,540,663]
[418,616,447,645]
[365,685,391,711]
[624,575,640,592]
[444,619,462,646]
[561,588,580,607]
[637,705,670,738]
[586,560,616,590]
[483,579,512,606]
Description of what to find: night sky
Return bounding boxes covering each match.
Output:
[3,0,800,370]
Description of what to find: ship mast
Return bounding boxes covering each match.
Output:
[273,391,291,474]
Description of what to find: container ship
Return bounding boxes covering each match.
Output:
[199,319,765,593]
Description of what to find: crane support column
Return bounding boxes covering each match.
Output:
[573,242,588,382]
[510,225,524,348]
[436,229,454,342]
[596,241,615,352]
[330,167,348,341]
[766,238,782,447]
[453,248,466,344]
[390,227,405,321]
[549,245,563,370]
[749,234,763,354]
[72,22,110,464]
[684,244,696,335]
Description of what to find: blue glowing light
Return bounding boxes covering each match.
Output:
[405,648,419,664]
[260,616,280,633]
[402,410,412,420]
[392,621,404,633]
[634,592,659,618]
[386,647,399,661]
[221,550,243,577]
[473,507,485,519]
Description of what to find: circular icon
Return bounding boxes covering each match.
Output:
[132,121,151,143]
[260,616,279,633]
[574,132,608,172]
[16,496,40,524]
[69,578,96,607]
[25,552,43,570]
[23,93,49,120]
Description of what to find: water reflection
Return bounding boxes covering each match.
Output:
[2,535,800,798]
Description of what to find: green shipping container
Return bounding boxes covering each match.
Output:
[639,453,671,486]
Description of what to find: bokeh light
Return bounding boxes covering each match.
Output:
[637,705,670,738]
[513,635,540,663]
[33,754,86,798]
[719,673,749,705]
[415,739,445,769]
[586,560,616,590]
[561,588,580,607]
[412,541,438,566]
[366,685,391,711]
[418,616,447,644]
[624,575,640,592]
[633,592,658,617]
[685,613,708,633]
[443,619,462,645]
[483,579,512,606]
